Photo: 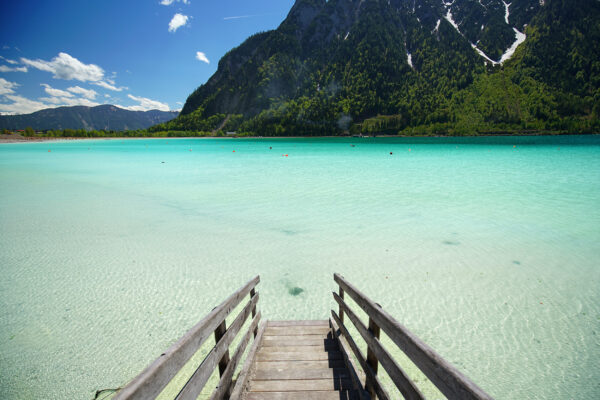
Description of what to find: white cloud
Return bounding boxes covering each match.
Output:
[35,83,100,109]
[224,15,255,20]
[168,13,189,32]
[125,94,170,111]
[0,94,50,114]
[67,86,97,100]
[160,0,189,5]
[0,65,27,73]
[0,78,19,95]
[41,83,74,98]
[21,52,104,82]
[40,96,100,108]
[196,51,210,64]
[92,80,126,92]
[0,56,19,65]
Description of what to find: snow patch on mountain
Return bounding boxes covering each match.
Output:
[471,44,498,65]
[500,28,527,63]
[502,1,511,24]
[444,9,461,33]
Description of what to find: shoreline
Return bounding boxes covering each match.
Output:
[1,132,598,144]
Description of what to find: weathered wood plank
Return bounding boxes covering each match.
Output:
[334,293,424,400]
[229,321,266,400]
[245,391,359,400]
[249,379,355,392]
[253,367,351,380]
[175,292,260,400]
[262,337,336,347]
[214,320,230,377]
[209,312,261,400]
[264,326,331,336]
[331,311,389,400]
[330,316,375,400]
[267,320,328,327]
[334,273,493,400]
[250,288,258,338]
[256,351,342,362]
[113,276,259,400]
[258,344,338,353]
[339,286,345,325]
[254,360,346,371]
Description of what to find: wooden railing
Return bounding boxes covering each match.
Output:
[114,276,264,400]
[331,273,493,400]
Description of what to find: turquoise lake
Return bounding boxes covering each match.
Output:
[0,136,599,399]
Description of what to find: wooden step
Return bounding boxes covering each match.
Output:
[245,390,359,400]
[254,367,351,380]
[267,320,329,327]
[256,350,342,362]
[258,344,338,353]
[254,360,347,370]
[262,337,337,347]
[265,326,331,336]
[249,378,355,392]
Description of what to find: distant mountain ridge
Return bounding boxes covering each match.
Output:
[0,105,178,131]
[153,0,599,136]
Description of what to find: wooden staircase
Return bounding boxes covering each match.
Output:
[112,275,493,400]
[244,320,357,399]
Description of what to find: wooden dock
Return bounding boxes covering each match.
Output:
[112,275,493,400]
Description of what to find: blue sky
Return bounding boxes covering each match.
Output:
[0,0,295,114]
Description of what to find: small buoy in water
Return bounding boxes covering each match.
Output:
[283,154,288,157]
[390,152,393,155]
[161,161,165,164]
[350,144,355,147]
[269,146,272,150]
[408,148,411,152]
[233,150,235,152]
[189,149,192,151]
[48,150,51,152]
[513,145,516,148]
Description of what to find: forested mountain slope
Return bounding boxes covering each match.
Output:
[154,0,599,136]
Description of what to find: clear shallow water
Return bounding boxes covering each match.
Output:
[0,136,599,399]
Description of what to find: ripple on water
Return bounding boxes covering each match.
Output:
[0,137,599,400]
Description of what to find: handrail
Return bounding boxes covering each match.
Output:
[114,276,260,400]
[333,273,493,400]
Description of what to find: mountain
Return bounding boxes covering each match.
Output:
[0,105,178,131]
[153,0,599,136]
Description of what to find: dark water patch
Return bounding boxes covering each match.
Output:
[442,240,460,246]
[288,286,304,296]
[513,260,521,265]
[281,229,299,236]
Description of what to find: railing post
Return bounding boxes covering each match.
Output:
[339,286,345,325]
[250,288,258,338]
[366,306,381,399]
[214,321,231,376]
[214,321,231,398]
